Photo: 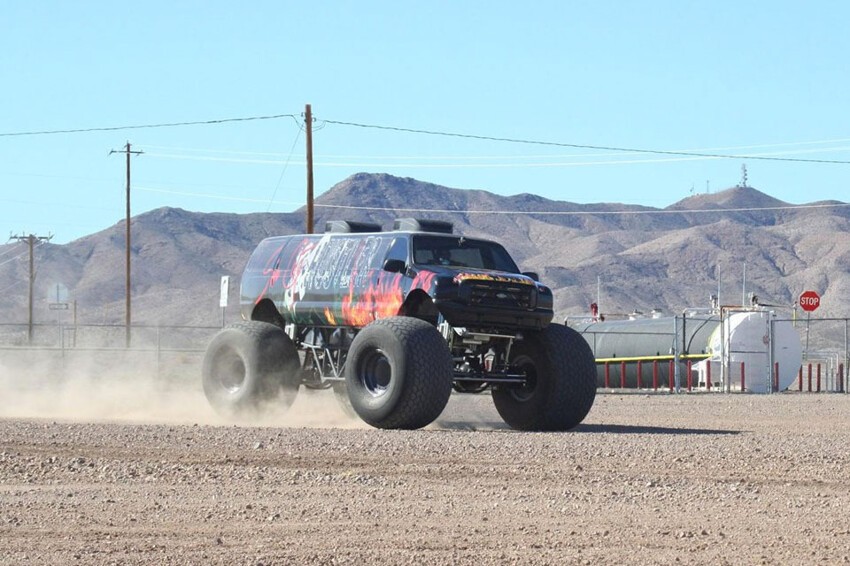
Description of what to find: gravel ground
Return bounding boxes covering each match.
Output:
[2,384,850,565]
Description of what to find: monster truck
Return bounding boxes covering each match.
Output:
[202,218,596,430]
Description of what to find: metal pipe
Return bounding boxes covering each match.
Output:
[673,315,681,392]
[719,307,726,392]
[768,319,775,394]
[595,353,708,363]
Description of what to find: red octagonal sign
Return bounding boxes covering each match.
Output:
[799,290,821,312]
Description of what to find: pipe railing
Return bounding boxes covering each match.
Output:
[596,357,845,393]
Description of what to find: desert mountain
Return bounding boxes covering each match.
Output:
[0,172,848,328]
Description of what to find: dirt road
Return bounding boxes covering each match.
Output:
[2,386,849,565]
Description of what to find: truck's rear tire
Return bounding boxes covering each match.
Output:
[202,321,301,417]
[492,323,596,431]
[345,317,453,430]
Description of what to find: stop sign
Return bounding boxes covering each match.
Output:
[799,290,821,312]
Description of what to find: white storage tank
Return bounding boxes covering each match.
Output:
[695,311,802,393]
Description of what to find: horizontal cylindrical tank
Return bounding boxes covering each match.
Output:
[573,310,802,393]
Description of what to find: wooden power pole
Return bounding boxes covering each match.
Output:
[305,104,314,234]
[10,233,52,344]
[109,142,143,347]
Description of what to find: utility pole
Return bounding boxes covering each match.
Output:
[304,104,314,234]
[109,142,143,347]
[10,233,53,344]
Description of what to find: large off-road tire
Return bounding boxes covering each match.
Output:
[202,321,301,417]
[492,323,596,431]
[345,317,453,430]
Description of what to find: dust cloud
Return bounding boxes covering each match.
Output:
[0,349,364,429]
[0,348,509,430]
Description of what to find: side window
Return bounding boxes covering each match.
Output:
[385,237,409,265]
[246,238,289,273]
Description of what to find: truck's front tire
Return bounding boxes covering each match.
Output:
[202,321,301,417]
[346,317,453,430]
[492,323,596,431]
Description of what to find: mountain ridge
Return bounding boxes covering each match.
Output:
[1,173,847,327]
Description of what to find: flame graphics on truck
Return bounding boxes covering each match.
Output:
[245,234,438,327]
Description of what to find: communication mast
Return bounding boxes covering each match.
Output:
[739,164,748,188]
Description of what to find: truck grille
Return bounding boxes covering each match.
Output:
[461,280,537,310]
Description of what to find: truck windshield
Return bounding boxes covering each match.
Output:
[411,235,520,273]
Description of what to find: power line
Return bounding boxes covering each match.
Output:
[0,239,47,265]
[143,152,293,165]
[3,108,848,166]
[134,135,850,160]
[321,119,850,165]
[0,242,24,259]
[141,145,850,169]
[0,113,298,138]
[135,186,303,205]
[0,248,30,268]
[0,279,24,295]
[136,144,299,157]
[321,136,850,159]
[266,126,303,212]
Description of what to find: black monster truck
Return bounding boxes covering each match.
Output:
[202,218,596,430]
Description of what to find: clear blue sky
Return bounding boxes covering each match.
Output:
[2,1,849,243]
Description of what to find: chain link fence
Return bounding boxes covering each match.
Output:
[792,317,849,393]
[575,313,848,394]
[1,317,847,393]
[0,323,221,384]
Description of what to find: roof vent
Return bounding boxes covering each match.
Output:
[392,218,454,234]
[324,220,382,234]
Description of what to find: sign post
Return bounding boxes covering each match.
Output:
[799,290,821,361]
[220,276,230,327]
[47,283,70,345]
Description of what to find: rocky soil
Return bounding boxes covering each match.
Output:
[2,389,850,565]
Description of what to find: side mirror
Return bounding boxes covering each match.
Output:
[383,258,406,274]
[522,271,540,282]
